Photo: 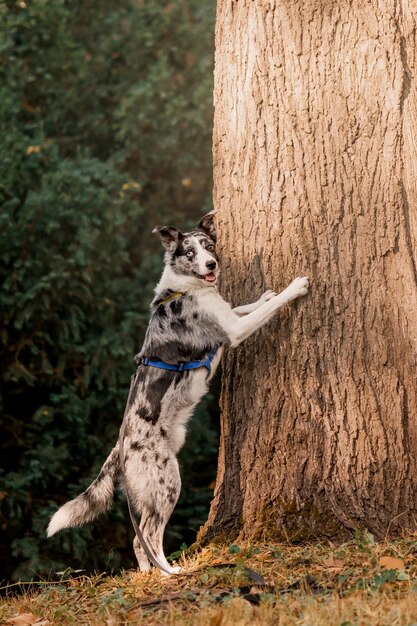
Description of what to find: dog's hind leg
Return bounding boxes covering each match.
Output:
[133,534,151,572]
[129,453,182,574]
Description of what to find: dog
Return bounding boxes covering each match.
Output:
[47,211,309,574]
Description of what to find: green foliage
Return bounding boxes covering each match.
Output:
[167,542,187,563]
[354,528,376,548]
[0,0,216,582]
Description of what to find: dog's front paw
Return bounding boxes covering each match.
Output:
[287,276,309,298]
[259,289,277,304]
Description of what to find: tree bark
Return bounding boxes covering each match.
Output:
[201,0,417,542]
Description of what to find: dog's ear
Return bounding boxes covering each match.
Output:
[197,210,217,243]
[152,226,183,250]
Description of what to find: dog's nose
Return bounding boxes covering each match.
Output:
[206,260,217,271]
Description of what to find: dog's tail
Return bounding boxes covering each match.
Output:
[47,444,119,537]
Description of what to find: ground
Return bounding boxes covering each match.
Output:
[2,533,417,625]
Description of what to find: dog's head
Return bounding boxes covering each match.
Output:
[153,211,219,286]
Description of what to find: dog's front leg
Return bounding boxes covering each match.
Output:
[227,277,309,347]
[233,290,277,316]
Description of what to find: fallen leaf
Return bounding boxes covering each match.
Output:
[209,610,224,626]
[219,597,258,625]
[324,556,345,569]
[6,613,44,626]
[379,556,405,570]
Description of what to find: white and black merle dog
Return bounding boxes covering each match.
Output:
[47,212,309,574]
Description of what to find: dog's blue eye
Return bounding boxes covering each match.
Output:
[186,250,194,259]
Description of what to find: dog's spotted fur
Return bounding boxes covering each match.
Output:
[47,211,309,574]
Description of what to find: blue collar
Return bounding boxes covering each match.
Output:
[141,348,217,373]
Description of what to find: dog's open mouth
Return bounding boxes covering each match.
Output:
[194,271,217,283]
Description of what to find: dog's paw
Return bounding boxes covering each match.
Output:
[259,289,276,303]
[288,276,309,298]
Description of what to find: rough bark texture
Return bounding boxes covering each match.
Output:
[201,0,417,542]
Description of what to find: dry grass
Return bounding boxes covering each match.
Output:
[2,532,417,625]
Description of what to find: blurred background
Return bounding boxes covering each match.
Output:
[0,0,217,583]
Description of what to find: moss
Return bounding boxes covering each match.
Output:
[196,516,244,547]
[197,499,350,548]
[252,498,350,543]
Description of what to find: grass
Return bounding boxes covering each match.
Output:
[2,532,417,625]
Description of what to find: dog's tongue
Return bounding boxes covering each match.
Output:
[204,272,216,282]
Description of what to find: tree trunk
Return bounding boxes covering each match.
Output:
[201,0,417,542]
